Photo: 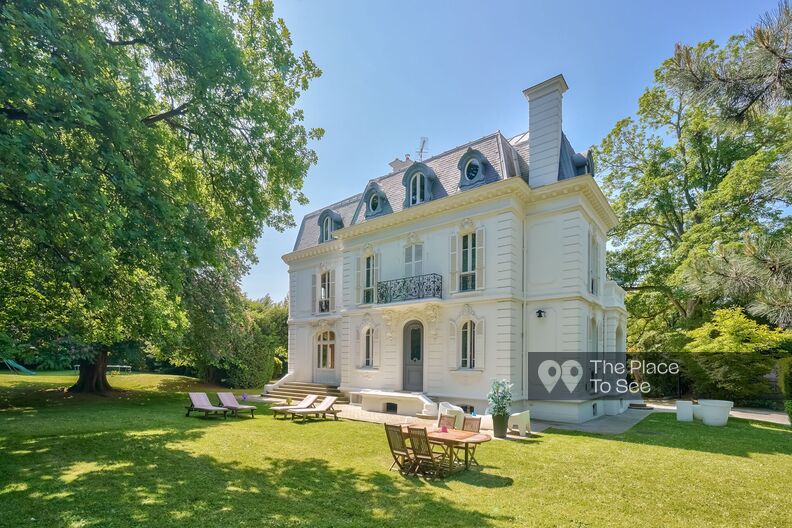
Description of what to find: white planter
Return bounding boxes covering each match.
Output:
[692,404,702,420]
[698,399,733,427]
[676,400,693,422]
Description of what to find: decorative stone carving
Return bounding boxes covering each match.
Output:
[459,217,476,234]
[362,243,375,257]
[405,231,420,246]
[358,312,374,334]
[382,310,396,340]
[311,318,333,334]
[426,303,440,338]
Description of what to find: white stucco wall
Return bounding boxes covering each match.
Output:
[282,177,627,421]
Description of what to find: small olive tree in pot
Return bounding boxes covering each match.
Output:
[488,379,513,438]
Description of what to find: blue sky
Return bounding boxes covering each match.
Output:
[242,0,776,301]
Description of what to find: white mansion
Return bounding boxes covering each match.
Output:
[279,75,628,423]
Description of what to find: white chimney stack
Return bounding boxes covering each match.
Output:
[523,74,568,187]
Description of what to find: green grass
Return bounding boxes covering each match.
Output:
[1,372,791,527]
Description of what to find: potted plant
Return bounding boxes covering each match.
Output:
[488,379,512,438]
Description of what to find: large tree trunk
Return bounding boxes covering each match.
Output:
[68,350,113,394]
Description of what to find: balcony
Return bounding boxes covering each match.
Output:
[377,273,443,304]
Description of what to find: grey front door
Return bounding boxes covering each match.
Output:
[403,321,423,392]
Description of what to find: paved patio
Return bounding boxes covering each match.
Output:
[253,396,789,434]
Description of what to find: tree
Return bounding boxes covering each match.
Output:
[597,75,790,351]
[668,1,791,121]
[0,0,321,392]
[667,2,792,200]
[684,234,792,329]
[683,308,790,399]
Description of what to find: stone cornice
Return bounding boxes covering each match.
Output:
[334,177,531,241]
[282,175,619,263]
[282,239,343,264]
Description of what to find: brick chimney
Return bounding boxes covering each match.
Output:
[523,74,568,187]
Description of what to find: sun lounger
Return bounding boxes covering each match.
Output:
[271,394,319,419]
[289,396,339,421]
[186,392,229,419]
[217,392,257,418]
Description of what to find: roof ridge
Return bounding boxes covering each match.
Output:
[367,130,502,184]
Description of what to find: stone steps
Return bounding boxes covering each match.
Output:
[267,381,349,404]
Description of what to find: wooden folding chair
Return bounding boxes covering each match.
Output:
[456,416,482,466]
[408,427,447,478]
[438,414,457,430]
[384,424,414,474]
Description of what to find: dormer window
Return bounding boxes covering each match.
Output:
[402,163,439,209]
[317,209,343,243]
[369,194,380,213]
[410,172,426,205]
[457,148,487,190]
[464,159,481,181]
[361,181,391,220]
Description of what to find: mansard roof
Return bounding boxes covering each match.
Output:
[292,129,590,252]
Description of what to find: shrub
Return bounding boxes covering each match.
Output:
[778,357,792,426]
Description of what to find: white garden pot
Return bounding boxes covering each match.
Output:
[676,400,693,422]
[697,399,733,427]
[692,404,702,420]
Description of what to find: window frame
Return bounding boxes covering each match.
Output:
[464,159,481,181]
[368,193,380,213]
[319,271,331,313]
[363,255,375,304]
[363,328,374,367]
[404,243,424,277]
[316,330,336,369]
[460,232,477,291]
[409,172,426,206]
[322,216,333,242]
[460,320,476,369]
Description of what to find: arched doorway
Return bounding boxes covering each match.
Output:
[403,320,423,391]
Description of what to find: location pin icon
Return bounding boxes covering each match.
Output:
[538,360,561,393]
[561,360,583,393]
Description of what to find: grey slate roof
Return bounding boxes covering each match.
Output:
[292,129,590,252]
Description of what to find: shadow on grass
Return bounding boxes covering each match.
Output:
[0,419,505,527]
[547,412,792,458]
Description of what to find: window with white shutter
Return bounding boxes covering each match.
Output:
[475,227,485,290]
[319,271,331,313]
[460,232,476,291]
[404,244,423,277]
[311,273,317,314]
[363,255,377,304]
[449,235,458,293]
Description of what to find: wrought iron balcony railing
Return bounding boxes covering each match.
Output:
[376,273,443,304]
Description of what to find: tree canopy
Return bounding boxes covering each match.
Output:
[0,0,320,391]
[596,8,792,353]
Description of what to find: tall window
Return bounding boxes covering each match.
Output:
[460,232,476,291]
[322,216,333,242]
[409,172,426,206]
[363,328,374,367]
[588,317,598,391]
[319,271,331,313]
[461,321,476,368]
[404,244,423,277]
[588,232,599,295]
[363,255,375,304]
[316,331,335,369]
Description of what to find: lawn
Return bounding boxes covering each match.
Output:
[1,372,790,528]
